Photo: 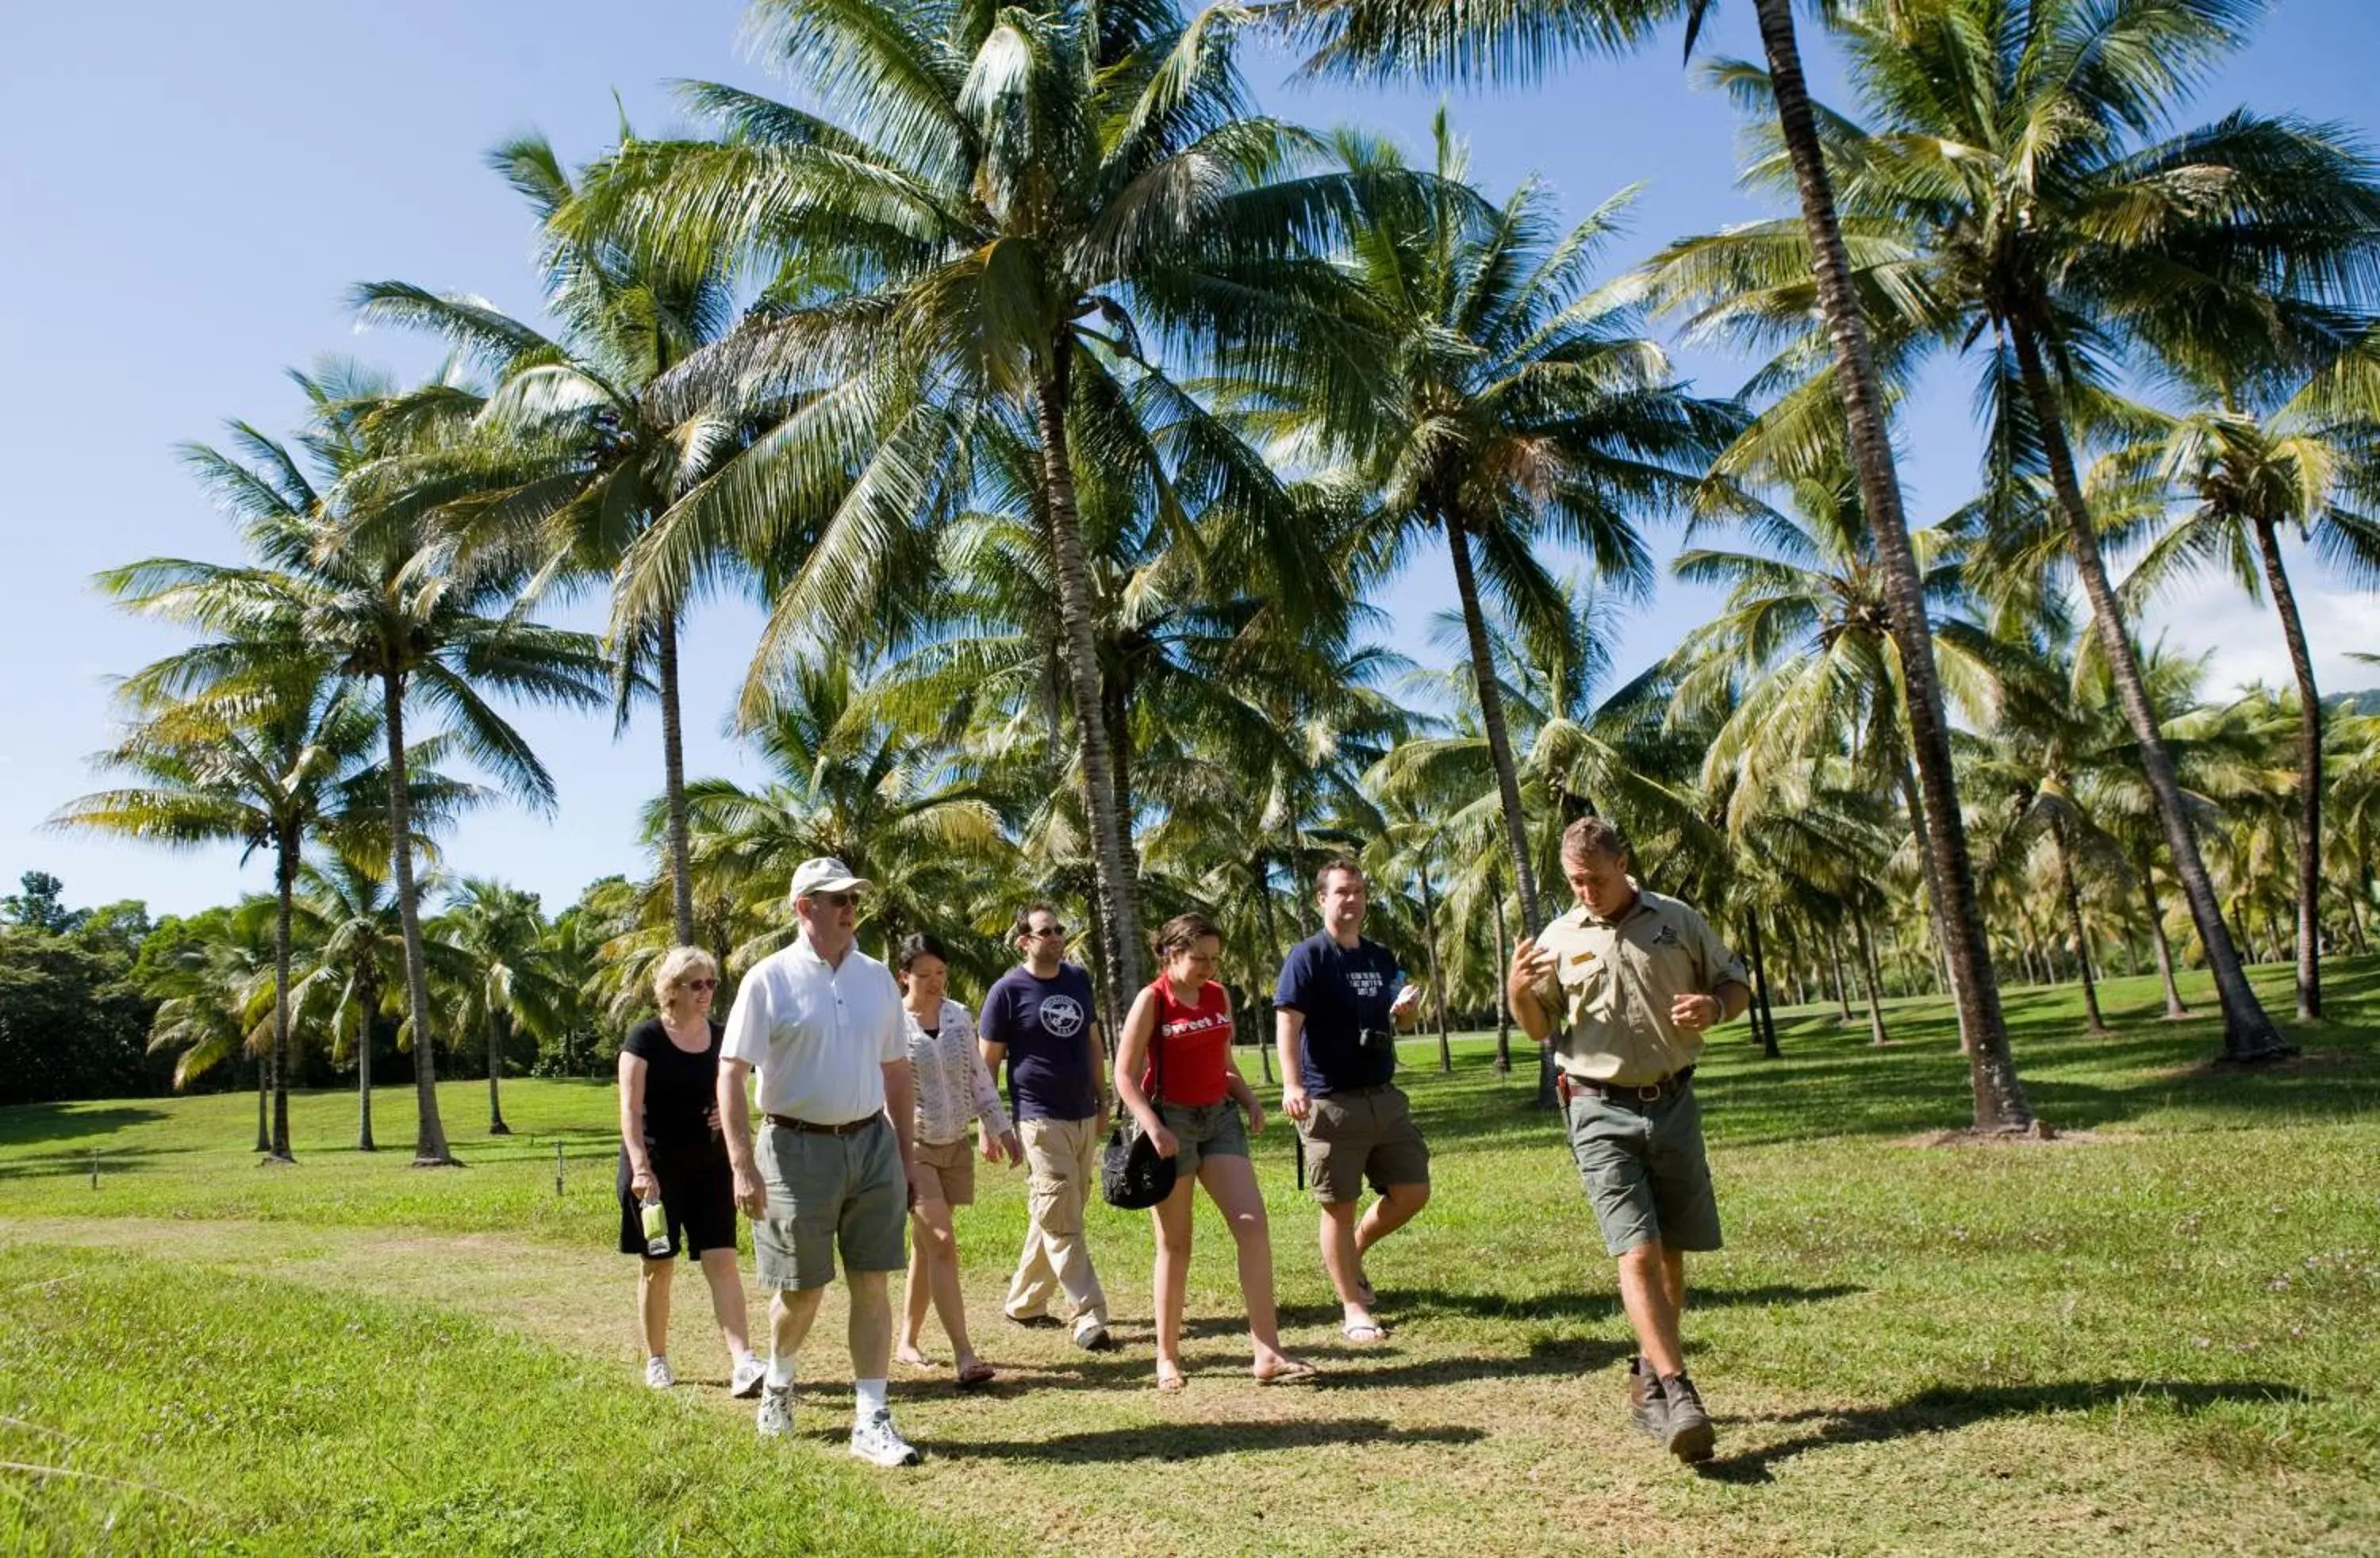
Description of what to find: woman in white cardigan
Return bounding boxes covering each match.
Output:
[894,932,1023,1387]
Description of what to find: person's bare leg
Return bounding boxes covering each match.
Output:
[697,1247,751,1363]
[638,1258,673,1360]
[1616,1240,1685,1378]
[898,1209,937,1365]
[1660,1245,1685,1337]
[915,1201,980,1372]
[1318,1201,1376,1333]
[770,1284,827,1368]
[846,1269,893,1383]
[1354,1182,1430,1260]
[1150,1179,1196,1387]
[1200,1155,1302,1376]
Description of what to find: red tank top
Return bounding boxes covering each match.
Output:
[1142,977,1231,1106]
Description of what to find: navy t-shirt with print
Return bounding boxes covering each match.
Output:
[980,963,1100,1122]
[1274,932,1402,1095]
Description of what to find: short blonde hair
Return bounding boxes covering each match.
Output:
[651,946,720,1013]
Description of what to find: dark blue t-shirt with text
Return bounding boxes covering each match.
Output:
[979,963,1100,1122]
[1274,932,1401,1095]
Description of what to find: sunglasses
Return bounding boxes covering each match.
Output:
[1025,924,1068,940]
[682,977,717,991]
[806,891,858,909]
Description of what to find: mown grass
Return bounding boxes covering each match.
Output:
[4,956,2378,1553]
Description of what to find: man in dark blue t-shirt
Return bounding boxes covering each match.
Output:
[978,904,1113,1351]
[1274,858,1429,1342]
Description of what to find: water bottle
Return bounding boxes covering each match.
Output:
[639,1195,670,1257]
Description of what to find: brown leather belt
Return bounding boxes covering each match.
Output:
[766,1113,881,1136]
[1557,1067,1695,1106]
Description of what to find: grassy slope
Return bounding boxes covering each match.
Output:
[3,956,2377,1554]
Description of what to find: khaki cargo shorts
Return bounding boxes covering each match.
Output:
[1300,1084,1430,1204]
[753,1116,908,1291]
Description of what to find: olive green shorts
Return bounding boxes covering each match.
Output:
[753,1116,908,1291]
[1563,1082,1722,1256]
[1300,1084,1430,1204]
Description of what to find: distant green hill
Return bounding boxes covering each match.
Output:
[2328,687,2380,716]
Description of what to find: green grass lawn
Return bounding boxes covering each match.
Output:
[4,957,2377,1554]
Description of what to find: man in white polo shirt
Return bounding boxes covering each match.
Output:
[719,858,922,1466]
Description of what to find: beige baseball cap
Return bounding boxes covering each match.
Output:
[788,856,871,902]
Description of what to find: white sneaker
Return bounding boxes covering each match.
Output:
[849,1407,920,1467]
[644,1357,675,1390]
[757,1383,794,1437]
[729,1356,767,1399]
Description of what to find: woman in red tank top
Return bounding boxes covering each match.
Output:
[1115,912,1315,1391]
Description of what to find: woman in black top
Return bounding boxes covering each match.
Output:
[617,946,762,1395]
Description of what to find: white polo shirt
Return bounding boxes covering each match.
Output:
[721,932,905,1126]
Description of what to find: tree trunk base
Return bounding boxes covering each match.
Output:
[2210,1044,2301,1070]
[259,1152,298,1166]
[409,1154,469,1169]
[357,1141,378,1153]
[488,1122,512,1136]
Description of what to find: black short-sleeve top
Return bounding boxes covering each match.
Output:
[624,1018,724,1147]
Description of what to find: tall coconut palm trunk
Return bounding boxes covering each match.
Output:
[2137,855,2192,1019]
[269,831,298,1161]
[2249,518,2324,1020]
[657,608,696,947]
[1491,884,1514,1076]
[1826,924,1855,1023]
[2009,325,2288,1062]
[1750,0,2027,1129]
[357,975,378,1151]
[1444,520,1555,1107]
[1418,851,1453,1073]
[382,670,457,1166]
[1851,902,1890,1046]
[2052,819,2109,1034]
[1032,354,1146,1000]
[486,1009,511,1135]
[255,1050,270,1154]
[1743,913,1780,1059]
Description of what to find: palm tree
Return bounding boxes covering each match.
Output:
[1269,117,1734,941]
[101,366,611,1165]
[53,660,376,1161]
[142,897,278,1138]
[1692,0,2380,1058]
[353,130,760,946]
[2115,351,2380,1018]
[434,878,574,1135]
[1280,0,2032,1133]
[287,846,416,1151]
[573,0,1396,1001]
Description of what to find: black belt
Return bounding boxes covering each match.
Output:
[1557,1066,1695,1106]
[767,1113,881,1136]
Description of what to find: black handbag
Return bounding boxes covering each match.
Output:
[1100,1016,1177,1210]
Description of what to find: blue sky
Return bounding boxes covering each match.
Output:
[5,1,2377,919]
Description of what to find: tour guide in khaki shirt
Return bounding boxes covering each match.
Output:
[720,857,923,1468]
[1508,817,1751,1466]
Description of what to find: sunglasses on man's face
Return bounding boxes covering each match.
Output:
[808,891,858,910]
[682,978,718,991]
[1026,924,1067,940]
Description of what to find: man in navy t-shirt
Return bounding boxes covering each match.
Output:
[978,904,1113,1350]
[1274,858,1429,1342]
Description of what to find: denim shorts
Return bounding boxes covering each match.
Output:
[1157,1099,1249,1180]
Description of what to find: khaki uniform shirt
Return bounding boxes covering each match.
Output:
[1529,888,1750,1086]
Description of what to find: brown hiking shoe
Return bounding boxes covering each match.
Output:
[1660,1373,1715,1463]
[1627,1356,1666,1439]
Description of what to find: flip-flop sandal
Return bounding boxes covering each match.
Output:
[1255,1359,1319,1386]
[1155,1370,1188,1395]
[1341,1322,1388,1344]
[956,1360,997,1389]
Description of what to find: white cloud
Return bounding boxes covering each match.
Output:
[2140,567,2380,702]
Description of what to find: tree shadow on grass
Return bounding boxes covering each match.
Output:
[933,1416,1487,1464]
[1696,1378,2305,1485]
[1384,1280,1863,1326]
[0,1144,198,1181]
[0,1103,170,1149]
